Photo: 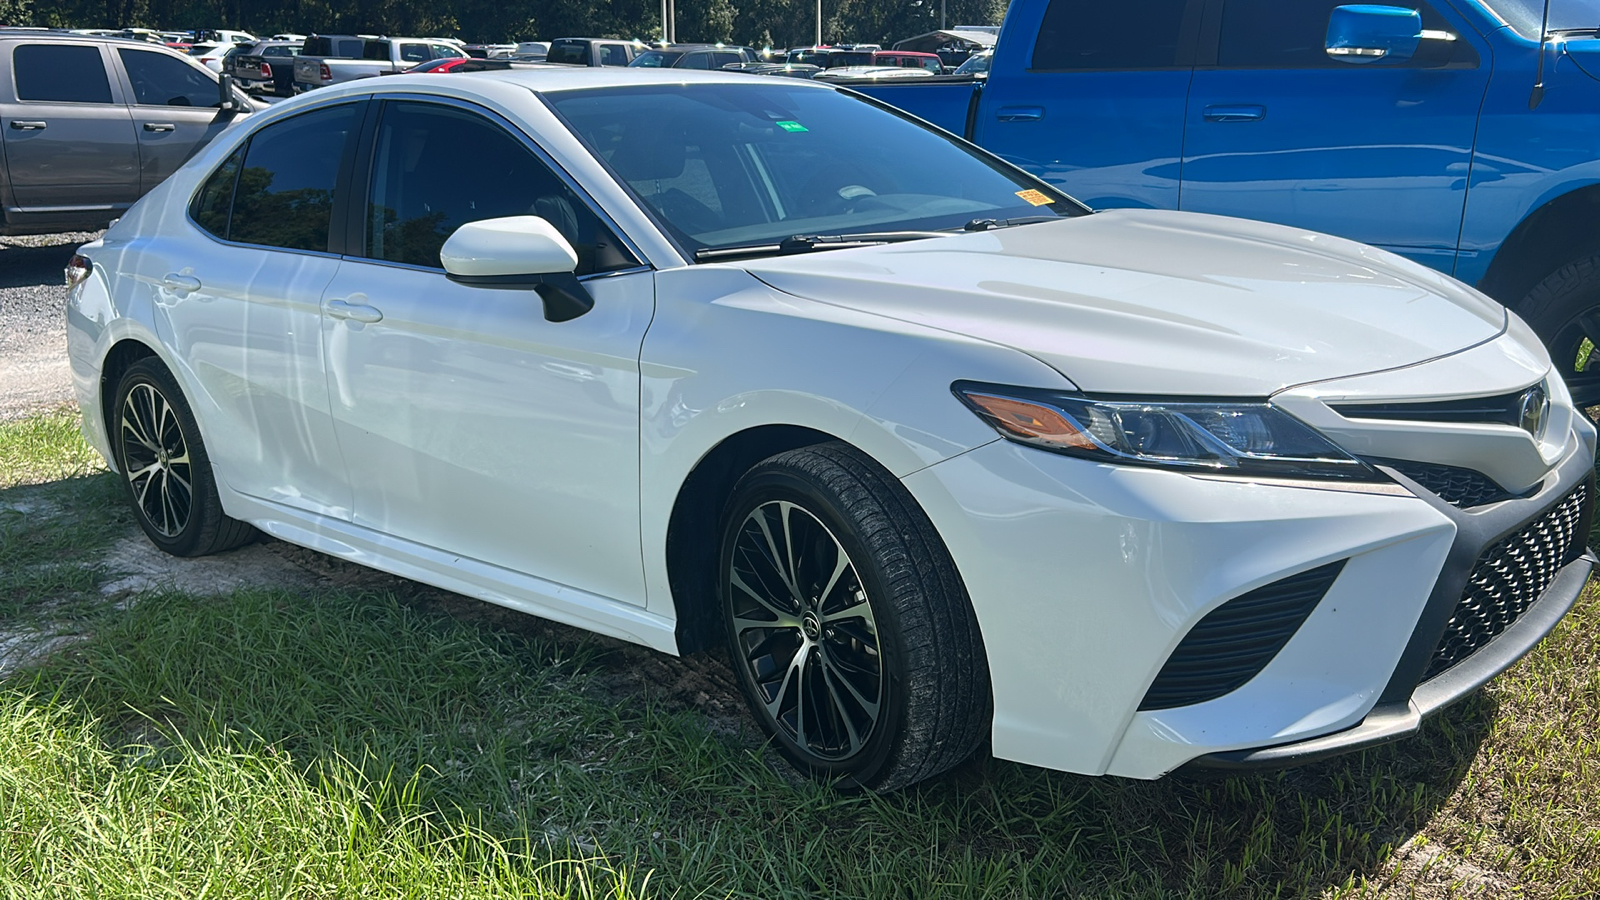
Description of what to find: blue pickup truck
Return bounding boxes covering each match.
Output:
[854,0,1600,403]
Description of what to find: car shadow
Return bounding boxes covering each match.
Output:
[0,236,97,289]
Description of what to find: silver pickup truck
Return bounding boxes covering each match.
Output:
[0,33,254,236]
[294,38,464,90]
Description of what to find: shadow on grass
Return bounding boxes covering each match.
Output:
[1,566,1495,899]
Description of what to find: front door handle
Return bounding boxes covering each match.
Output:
[143,122,176,132]
[327,297,384,324]
[9,120,46,130]
[160,273,201,294]
[1203,104,1266,123]
[995,106,1044,122]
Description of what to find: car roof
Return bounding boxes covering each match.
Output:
[407,67,827,93]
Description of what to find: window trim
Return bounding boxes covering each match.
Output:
[11,41,120,106]
[343,93,649,275]
[183,99,368,258]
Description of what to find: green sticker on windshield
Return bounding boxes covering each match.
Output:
[776,120,808,132]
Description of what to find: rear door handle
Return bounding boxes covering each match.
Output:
[1203,104,1266,123]
[9,120,46,130]
[996,106,1044,122]
[160,273,202,294]
[327,297,384,324]
[143,122,176,132]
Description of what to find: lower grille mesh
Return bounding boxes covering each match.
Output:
[1424,483,1590,680]
[1140,561,1345,711]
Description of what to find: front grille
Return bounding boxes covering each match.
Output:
[1332,390,1531,428]
[1423,483,1590,680]
[1140,561,1346,711]
[1383,460,1512,509]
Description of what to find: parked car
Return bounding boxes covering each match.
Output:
[65,69,1594,791]
[628,44,759,69]
[542,37,641,66]
[196,30,256,45]
[288,34,366,92]
[230,40,302,97]
[398,57,549,75]
[512,41,550,60]
[952,49,991,77]
[0,32,255,236]
[465,43,519,59]
[783,46,938,71]
[294,37,465,90]
[186,41,231,72]
[854,0,1600,406]
[811,65,937,82]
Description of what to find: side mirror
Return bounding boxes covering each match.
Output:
[1325,5,1422,64]
[440,216,594,322]
[216,73,248,112]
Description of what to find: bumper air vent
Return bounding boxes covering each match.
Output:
[1424,482,1590,680]
[1382,459,1512,509]
[1139,560,1346,711]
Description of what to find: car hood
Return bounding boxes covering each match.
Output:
[739,209,1506,396]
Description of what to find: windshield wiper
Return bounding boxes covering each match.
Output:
[694,231,949,262]
[961,215,1061,232]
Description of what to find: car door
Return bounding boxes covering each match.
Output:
[156,102,362,519]
[0,41,139,215]
[111,46,236,194]
[974,0,1202,210]
[321,98,654,605]
[1179,0,1490,269]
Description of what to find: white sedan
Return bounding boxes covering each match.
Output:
[65,69,1596,790]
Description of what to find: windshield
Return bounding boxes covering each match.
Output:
[630,50,685,67]
[547,82,1084,257]
[1484,0,1600,34]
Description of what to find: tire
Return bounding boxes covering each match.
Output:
[1516,254,1600,406]
[111,358,256,557]
[717,442,990,791]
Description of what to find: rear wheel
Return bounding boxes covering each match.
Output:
[112,358,256,557]
[1518,255,1600,406]
[718,442,990,791]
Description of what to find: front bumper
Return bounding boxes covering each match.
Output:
[900,420,1595,780]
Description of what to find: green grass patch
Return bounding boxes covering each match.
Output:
[0,405,104,488]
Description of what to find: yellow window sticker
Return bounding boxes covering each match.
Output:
[1015,189,1053,207]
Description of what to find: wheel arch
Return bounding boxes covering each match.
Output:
[1479,183,1600,308]
[97,338,162,462]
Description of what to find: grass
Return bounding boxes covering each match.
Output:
[1,407,1598,898]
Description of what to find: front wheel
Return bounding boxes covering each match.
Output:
[1517,255,1600,406]
[112,358,256,557]
[718,442,990,791]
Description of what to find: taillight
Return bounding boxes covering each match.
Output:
[65,253,91,288]
[261,62,272,77]
[320,62,331,80]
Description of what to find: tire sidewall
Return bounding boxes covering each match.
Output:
[112,360,213,557]
[718,465,910,788]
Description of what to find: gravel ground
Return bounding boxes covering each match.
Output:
[0,232,101,420]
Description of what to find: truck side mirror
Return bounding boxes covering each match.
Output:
[1325,5,1422,64]
[216,73,247,112]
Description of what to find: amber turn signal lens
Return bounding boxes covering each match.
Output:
[959,392,1098,451]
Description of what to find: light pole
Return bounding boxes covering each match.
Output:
[941,0,947,30]
[661,0,668,41]
[816,0,822,46]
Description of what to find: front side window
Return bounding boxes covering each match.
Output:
[547,42,589,65]
[13,44,114,103]
[400,44,429,62]
[118,49,219,107]
[206,103,358,250]
[363,101,636,275]
[1031,0,1191,70]
[549,83,1083,258]
[598,45,631,66]
[1217,0,1476,68]
[681,52,712,70]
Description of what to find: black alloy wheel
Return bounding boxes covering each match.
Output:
[113,358,256,557]
[719,442,991,791]
[1519,254,1600,407]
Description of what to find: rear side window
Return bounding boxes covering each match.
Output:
[362,101,635,275]
[598,45,631,66]
[681,53,712,70]
[13,44,114,103]
[1217,0,1478,69]
[547,42,589,65]
[118,49,218,107]
[1032,0,1192,70]
[363,42,392,61]
[193,103,358,251]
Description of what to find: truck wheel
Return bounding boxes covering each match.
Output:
[1518,254,1600,407]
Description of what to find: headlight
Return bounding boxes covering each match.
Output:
[953,381,1382,482]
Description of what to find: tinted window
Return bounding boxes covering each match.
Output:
[363,42,392,61]
[400,44,429,62]
[364,101,635,275]
[1218,0,1476,68]
[429,45,462,60]
[681,52,712,70]
[229,104,358,251]
[190,147,243,238]
[13,44,114,103]
[598,45,631,66]
[118,49,218,107]
[1032,0,1190,70]
[547,42,589,65]
[1485,0,1600,37]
